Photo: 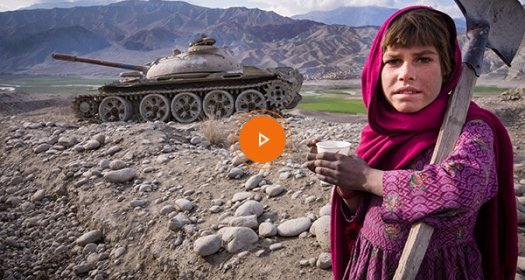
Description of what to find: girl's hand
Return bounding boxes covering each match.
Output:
[306,150,384,196]
[306,138,320,153]
[305,138,320,173]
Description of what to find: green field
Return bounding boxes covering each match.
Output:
[0,75,510,115]
[297,83,366,114]
[0,75,112,94]
[296,83,510,115]
[472,86,509,94]
[298,95,366,114]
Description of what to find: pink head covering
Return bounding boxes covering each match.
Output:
[356,5,461,170]
[331,6,517,280]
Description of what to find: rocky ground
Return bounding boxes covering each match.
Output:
[0,87,525,280]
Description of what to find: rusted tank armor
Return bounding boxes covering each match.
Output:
[53,36,303,123]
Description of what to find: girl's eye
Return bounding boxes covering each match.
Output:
[384,59,401,66]
[416,57,432,63]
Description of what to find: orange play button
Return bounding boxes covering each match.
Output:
[239,115,286,163]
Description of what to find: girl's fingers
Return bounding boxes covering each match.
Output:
[315,164,338,177]
[315,167,340,186]
[316,173,332,184]
[306,160,316,172]
[307,158,336,173]
[315,152,342,161]
[307,138,321,148]
[307,152,320,161]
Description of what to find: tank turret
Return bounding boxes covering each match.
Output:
[52,36,303,123]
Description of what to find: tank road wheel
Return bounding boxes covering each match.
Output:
[285,94,302,109]
[139,94,171,122]
[235,89,267,113]
[171,92,202,123]
[203,90,234,119]
[98,96,132,122]
[265,81,292,109]
[73,97,98,119]
[283,90,298,109]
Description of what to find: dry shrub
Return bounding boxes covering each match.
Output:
[200,115,230,147]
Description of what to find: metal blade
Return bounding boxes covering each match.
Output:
[455,0,525,66]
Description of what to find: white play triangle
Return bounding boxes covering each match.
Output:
[258,132,269,147]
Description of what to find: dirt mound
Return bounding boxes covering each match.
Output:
[1,89,525,279]
[474,94,525,161]
[0,92,74,117]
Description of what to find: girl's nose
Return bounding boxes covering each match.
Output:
[398,62,415,81]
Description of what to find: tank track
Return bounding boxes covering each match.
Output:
[72,77,301,123]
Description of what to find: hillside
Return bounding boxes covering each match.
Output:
[0,0,524,80]
[1,85,525,279]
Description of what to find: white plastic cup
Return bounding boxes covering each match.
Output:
[316,140,351,155]
[315,140,352,185]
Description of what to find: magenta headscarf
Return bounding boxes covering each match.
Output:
[330,6,517,280]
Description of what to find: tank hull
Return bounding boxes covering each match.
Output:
[72,66,303,123]
[54,36,303,122]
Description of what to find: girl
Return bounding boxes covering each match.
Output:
[307,6,517,279]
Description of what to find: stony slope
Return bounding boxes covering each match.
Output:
[1,88,525,279]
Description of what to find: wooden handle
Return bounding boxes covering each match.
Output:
[431,67,478,163]
[393,66,478,280]
[393,222,434,279]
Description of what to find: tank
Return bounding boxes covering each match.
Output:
[51,36,303,123]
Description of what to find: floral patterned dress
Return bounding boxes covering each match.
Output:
[343,120,497,279]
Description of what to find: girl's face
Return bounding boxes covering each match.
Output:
[381,45,443,113]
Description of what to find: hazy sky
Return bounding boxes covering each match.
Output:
[1,0,524,17]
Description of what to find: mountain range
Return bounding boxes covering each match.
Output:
[291,6,466,32]
[0,0,523,81]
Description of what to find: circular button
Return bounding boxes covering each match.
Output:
[239,115,286,163]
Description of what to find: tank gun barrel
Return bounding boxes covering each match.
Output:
[51,53,148,73]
